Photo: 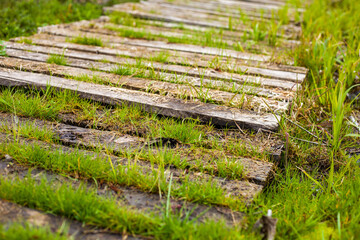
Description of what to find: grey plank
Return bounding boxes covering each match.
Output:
[35,25,308,78]
[0,54,291,113]
[104,2,302,36]
[0,67,279,131]
[7,38,307,83]
[147,0,302,12]
[143,0,299,22]
[0,132,263,201]
[3,45,300,96]
[39,25,271,62]
[95,15,296,41]
[87,22,300,52]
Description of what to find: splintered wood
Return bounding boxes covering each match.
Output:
[0,0,307,236]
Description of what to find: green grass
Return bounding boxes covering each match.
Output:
[0,88,257,180]
[0,175,247,239]
[0,88,62,120]
[0,0,140,40]
[69,36,103,46]
[0,223,72,240]
[0,40,6,56]
[46,53,68,66]
[105,21,272,52]
[0,120,58,143]
[0,141,241,207]
[1,0,360,238]
[248,0,360,238]
[0,87,269,164]
[16,37,33,45]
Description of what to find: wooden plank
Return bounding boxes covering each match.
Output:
[87,22,300,52]
[104,5,228,30]
[0,54,291,113]
[0,132,263,201]
[0,112,274,185]
[95,15,296,41]
[104,2,302,36]
[0,201,137,240]
[30,25,309,76]
[0,139,244,224]
[146,0,302,12]
[3,45,300,97]
[34,26,308,78]
[7,39,307,84]
[39,25,271,62]
[143,0,297,22]
[0,68,279,131]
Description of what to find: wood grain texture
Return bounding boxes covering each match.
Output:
[0,67,279,131]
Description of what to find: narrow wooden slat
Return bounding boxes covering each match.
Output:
[0,54,291,113]
[4,43,300,95]
[0,112,274,185]
[0,145,243,225]
[34,26,308,80]
[7,38,307,84]
[39,25,271,62]
[0,132,264,201]
[0,201,134,240]
[0,68,279,131]
[147,0,303,13]
[87,22,300,52]
[95,15,297,41]
[104,2,302,36]
[144,0,298,22]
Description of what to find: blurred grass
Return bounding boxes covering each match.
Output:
[0,0,138,40]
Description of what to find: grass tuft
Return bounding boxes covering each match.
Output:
[69,36,103,46]
[0,223,72,240]
[46,53,68,66]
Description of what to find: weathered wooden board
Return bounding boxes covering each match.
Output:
[143,0,300,22]
[0,201,136,240]
[0,54,292,113]
[0,147,244,224]
[0,68,279,131]
[96,15,298,41]
[39,25,272,62]
[148,0,288,11]
[4,46,302,92]
[146,0,304,16]
[0,112,274,185]
[3,43,299,97]
[0,132,263,201]
[10,36,308,82]
[104,2,302,36]
[85,22,301,53]
[33,24,308,78]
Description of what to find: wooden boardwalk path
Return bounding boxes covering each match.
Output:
[0,0,307,237]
